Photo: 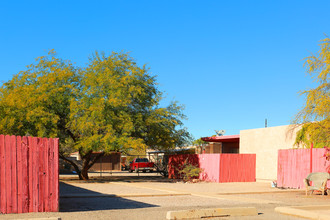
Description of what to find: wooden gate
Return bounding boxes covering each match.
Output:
[0,135,59,214]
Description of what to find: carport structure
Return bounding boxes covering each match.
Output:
[201,134,240,154]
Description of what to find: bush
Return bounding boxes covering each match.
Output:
[178,159,202,182]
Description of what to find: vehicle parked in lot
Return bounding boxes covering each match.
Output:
[129,158,155,173]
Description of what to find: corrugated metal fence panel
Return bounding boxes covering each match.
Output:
[219,154,256,183]
[240,154,256,182]
[0,135,59,214]
[168,154,199,179]
[277,148,329,189]
[312,148,330,188]
[198,154,221,182]
[168,154,256,183]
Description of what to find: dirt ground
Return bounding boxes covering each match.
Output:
[1,172,329,220]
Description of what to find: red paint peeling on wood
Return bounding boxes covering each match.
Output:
[0,135,59,214]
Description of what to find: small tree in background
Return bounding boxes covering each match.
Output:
[294,36,330,148]
[192,138,207,154]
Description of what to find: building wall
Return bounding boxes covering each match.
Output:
[90,152,121,171]
[222,142,239,153]
[205,143,222,153]
[239,125,301,181]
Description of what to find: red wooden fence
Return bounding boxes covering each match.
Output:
[168,154,199,180]
[277,148,330,189]
[0,135,59,214]
[168,153,256,183]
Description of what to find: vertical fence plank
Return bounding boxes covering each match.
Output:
[28,136,33,213]
[5,135,12,213]
[38,138,44,212]
[22,136,29,213]
[16,136,23,213]
[53,138,59,212]
[48,138,55,211]
[10,135,18,213]
[32,137,39,212]
[43,138,49,212]
[0,135,6,214]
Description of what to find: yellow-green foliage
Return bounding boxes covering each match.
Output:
[179,161,202,182]
[192,138,206,146]
[294,37,330,147]
[0,50,191,168]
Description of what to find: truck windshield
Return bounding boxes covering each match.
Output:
[136,158,149,162]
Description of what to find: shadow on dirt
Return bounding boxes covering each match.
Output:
[59,182,158,212]
[60,172,178,183]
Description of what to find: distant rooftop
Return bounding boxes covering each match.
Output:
[201,134,240,143]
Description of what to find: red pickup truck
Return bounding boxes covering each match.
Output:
[129,158,154,173]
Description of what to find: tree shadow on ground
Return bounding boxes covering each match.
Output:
[59,182,158,212]
[60,172,179,183]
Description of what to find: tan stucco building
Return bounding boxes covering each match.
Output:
[239,125,301,182]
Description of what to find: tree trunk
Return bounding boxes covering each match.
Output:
[60,150,106,180]
[59,153,82,179]
[80,166,89,180]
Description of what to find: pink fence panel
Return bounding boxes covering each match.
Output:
[219,154,256,183]
[198,154,221,182]
[0,135,59,214]
[168,153,256,183]
[277,148,330,189]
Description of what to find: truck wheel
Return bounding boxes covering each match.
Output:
[129,169,133,173]
[143,170,146,173]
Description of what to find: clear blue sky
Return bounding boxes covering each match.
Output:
[1,1,329,139]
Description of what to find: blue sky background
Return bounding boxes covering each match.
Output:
[1,1,329,139]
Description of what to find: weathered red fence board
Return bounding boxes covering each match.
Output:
[219,154,256,182]
[0,135,6,214]
[277,148,330,189]
[168,153,256,183]
[0,135,59,214]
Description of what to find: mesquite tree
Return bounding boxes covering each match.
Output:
[294,37,330,148]
[0,50,191,180]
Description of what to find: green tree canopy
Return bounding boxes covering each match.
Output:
[192,138,206,146]
[0,50,191,179]
[294,37,330,148]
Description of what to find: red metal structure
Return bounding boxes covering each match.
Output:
[168,153,256,183]
[0,135,59,214]
[277,148,330,189]
[201,134,240,143]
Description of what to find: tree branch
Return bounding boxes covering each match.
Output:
[59,152,81,175]
[87,151,106,170]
